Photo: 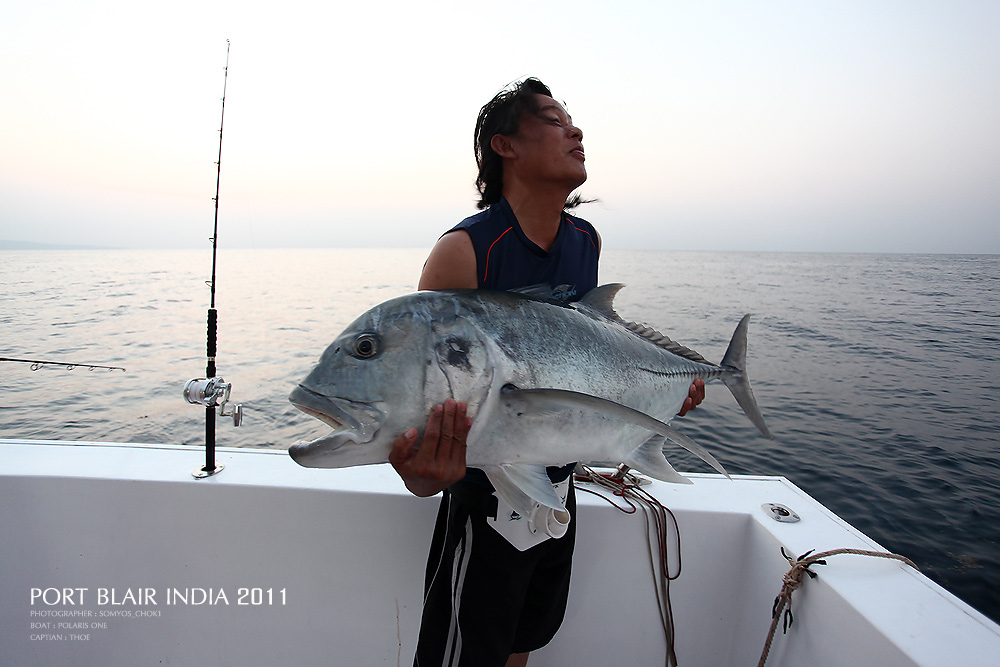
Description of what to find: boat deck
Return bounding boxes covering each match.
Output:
[2,439,998,666]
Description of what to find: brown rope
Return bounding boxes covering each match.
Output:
[757,547,918,667]
[576,466,681,667]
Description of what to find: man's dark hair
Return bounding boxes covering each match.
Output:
[473,78,553,210]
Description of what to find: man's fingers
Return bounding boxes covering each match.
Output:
[439,399,457,452]
[456,403,471,442]
[389,402,474,496]
[389,428,419,467]
[677,379,707,417]
[693,378,706,403]
[437,400,470,462]
[395,400,471,482]
[415,404,444,463]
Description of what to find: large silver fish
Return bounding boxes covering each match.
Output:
[288,285,772,516]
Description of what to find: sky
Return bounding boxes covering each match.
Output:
[1,1,998,253]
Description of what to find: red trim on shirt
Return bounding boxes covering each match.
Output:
[568,218,598,250]
[483,226,514,282]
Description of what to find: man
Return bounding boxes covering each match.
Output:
[390,78,704,667]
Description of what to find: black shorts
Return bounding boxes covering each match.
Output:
[413,480,577,667]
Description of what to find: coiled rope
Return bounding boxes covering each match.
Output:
[575,465,681,667]
[757,547,918,667]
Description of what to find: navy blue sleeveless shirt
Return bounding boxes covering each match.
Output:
[447,197,600,300]
[446,197,600,487]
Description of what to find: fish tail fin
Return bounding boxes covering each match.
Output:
[720,315,774,439]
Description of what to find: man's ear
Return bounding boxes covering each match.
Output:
[490,134,516,159]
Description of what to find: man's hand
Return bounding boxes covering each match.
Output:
[677,379,706,417]
[389,399,472,497]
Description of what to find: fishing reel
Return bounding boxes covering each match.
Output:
[183,377,243,426]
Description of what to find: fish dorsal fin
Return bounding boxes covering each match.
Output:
[578,283,626,319]
[578,284,714,365]
[622,320,713,365]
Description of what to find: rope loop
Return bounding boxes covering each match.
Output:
[757,547,917,667]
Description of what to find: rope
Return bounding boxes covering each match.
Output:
[757,547,918,667]
[575,465,681,667]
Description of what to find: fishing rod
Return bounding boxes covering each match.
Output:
[0,357,126,372]
[183,39,242,479]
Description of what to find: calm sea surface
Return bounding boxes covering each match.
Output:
[2,249,998,623]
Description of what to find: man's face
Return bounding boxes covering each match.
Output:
[505,94,587,191]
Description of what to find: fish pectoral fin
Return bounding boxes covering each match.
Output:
[625,436,693,485]
[502,387,730,478]
[500,385,612,415]
[483,464,565,515]
[501,386,568,417]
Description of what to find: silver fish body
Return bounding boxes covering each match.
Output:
[289,285,771,514]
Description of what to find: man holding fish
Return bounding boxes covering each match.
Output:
[388,78,705,667]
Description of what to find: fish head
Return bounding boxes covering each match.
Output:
[288,291,500,469]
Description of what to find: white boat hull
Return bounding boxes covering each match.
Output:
[2,439,998,666]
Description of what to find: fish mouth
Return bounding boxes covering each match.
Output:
[288,385,385,467]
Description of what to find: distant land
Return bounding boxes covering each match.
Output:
[0,240,120,250]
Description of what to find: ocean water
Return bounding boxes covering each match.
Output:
[2,248,998,624]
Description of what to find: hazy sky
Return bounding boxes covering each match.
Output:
[2,1,998,253]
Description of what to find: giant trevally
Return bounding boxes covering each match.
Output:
[288,284,772,516]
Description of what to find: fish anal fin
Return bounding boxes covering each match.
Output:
[660,425,731,479]
[625,436,693,485]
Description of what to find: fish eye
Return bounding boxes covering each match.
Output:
[352,334,379,359]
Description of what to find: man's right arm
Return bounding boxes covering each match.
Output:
[390,231,478,496]
[418,230,478,290]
